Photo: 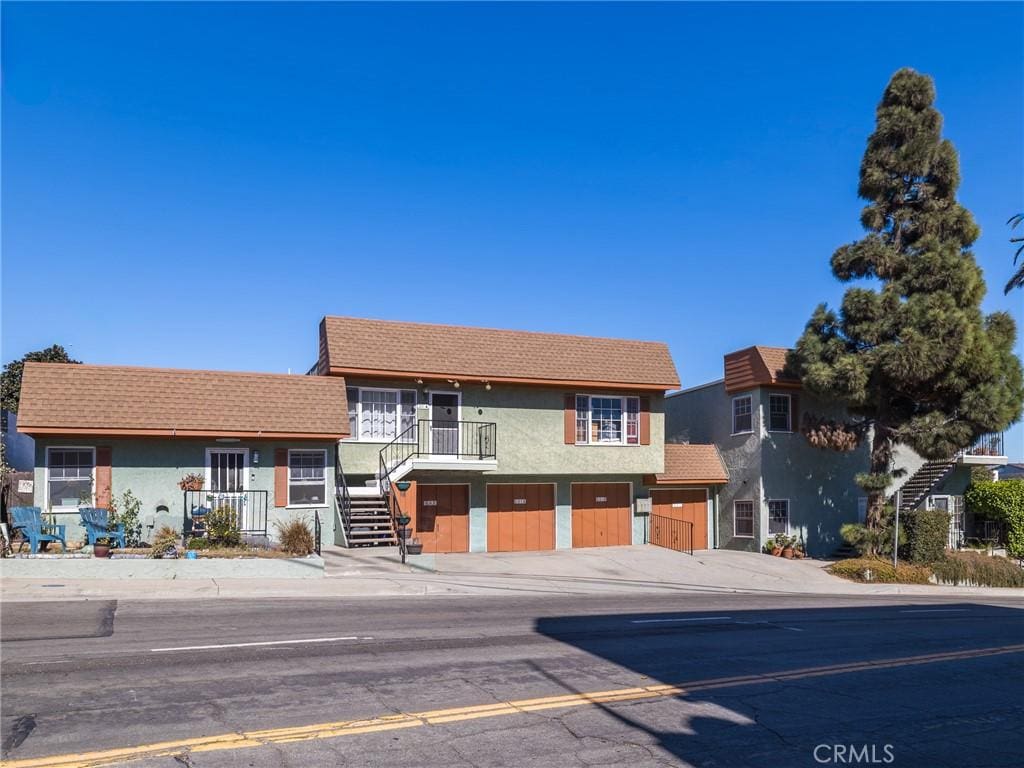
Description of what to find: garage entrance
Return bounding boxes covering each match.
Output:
[416,484,470,554]
[571,482,632,548]
[651,488,709,550]
[486,483,556,552]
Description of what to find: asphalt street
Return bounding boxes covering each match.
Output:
[1,593,1022,767]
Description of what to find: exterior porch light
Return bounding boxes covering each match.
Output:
[484,381,491,390]
[252,450,260,467]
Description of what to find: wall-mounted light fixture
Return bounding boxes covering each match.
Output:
[484,381,492,391]
[415,378,424,385]
[252,450,261,467]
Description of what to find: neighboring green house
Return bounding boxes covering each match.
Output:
[317,316,725,553]
[17,364,349,547]
[667,345,1009,556]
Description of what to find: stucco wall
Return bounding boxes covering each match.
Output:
[340,378,666,477]
[32,437,336,546]
[667,381,762,552]
[758,388,868,556]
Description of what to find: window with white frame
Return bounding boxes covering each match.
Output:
[349,387,417,441]
[47,447,94,508]
[288,450,326,506]
[734,500,754,538]
[768,394,791,432]
[575,395,641,445]
[346,386,358,437]
[732,396,753,434]
[768,499,790,535]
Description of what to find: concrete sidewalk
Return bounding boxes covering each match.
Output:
[3,545,1023,602]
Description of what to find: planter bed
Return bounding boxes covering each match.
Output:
[0,554,325,579]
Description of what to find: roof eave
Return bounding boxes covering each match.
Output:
[17,426,347,440]
[327,366,678,391]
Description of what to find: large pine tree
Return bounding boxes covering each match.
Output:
[789,68,1024,530]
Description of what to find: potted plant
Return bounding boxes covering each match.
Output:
[781,536,795,559]
[93,536,113,558]
[178,473,204,492]
[406,538,423,555]
[396,514,411,527]
[772,533,787,556]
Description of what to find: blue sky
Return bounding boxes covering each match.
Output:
[2,2,1022,457]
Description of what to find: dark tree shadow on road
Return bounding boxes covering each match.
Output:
[535,602,1024,768]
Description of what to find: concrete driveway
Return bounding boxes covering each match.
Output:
[325,545,1024,598]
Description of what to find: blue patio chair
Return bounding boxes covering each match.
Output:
[79,508,126,548]
[10,507,67,554]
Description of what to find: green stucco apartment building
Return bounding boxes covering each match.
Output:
[16,316,728,553]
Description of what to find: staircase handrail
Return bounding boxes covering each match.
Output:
[335,443,352,548]
[379,451,409,563]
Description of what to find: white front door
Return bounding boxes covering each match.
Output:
[206,448,252,530]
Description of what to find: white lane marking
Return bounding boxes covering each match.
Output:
[631,616,731,624]
[900,609,970,614]
[151,636,373,652]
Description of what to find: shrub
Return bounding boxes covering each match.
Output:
[828,557,931,584]
[111,489,143,547]
[965,480,1024,559]
[903,509,949,564]
[186,536,212,550]
[275,518,316,556]
[149,526,180,558]
[205,506,241,546]
[931,551,1024,588]
[841,505,905,557]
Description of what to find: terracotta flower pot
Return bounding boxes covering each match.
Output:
[93,544,111,558]
[771,547,783,557]
[782,546,794,559]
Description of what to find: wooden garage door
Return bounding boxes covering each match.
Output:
[651,489,709,550]
[416,485,470,554]
[571,483,632,548]
[487,484,556,552]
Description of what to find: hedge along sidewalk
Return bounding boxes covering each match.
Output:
[0,555,324,580]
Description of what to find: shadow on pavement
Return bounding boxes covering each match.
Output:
[535,602,1024,767]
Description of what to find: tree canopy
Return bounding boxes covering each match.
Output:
[0,344,81,413]
[789,68,1024,529]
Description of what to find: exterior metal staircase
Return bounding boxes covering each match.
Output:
[335,448,398,548]
[891,459,957,512]
[344,493,398,547]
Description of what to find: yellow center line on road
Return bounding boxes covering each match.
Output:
[4,642,1022,768]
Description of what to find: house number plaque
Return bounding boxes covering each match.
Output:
[422,500,437,507]
[514,498,527,505]
[596,496,607,502]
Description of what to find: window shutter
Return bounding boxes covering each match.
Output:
[639,397,651,445]
[790,394,799,433]
[274,448,288,508]
[95,446,112,509]
[564,394,576,444]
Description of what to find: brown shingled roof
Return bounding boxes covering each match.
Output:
[319,316,680,390]
[723,346,800,394]
[646,444,729,485]
[17,363,349,439]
